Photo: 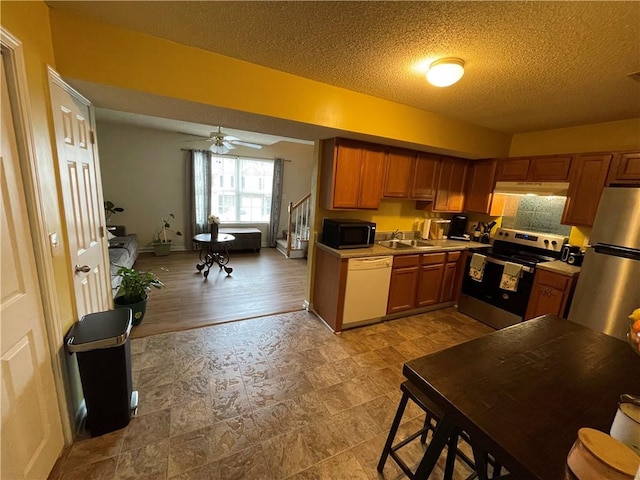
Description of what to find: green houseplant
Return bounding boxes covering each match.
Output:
[113,266,164,325]
[104,200,124,224]
[152,213,182,256]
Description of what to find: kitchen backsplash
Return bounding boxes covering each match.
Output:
[500,195,571,236]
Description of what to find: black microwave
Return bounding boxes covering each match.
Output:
[321,218,376,249]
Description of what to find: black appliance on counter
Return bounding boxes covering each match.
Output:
[321,218,376,249]
[458,228,567,329]
[448,214,469,241]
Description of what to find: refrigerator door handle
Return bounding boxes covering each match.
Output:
[594,243,640,261]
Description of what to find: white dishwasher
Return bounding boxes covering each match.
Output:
[342,256,393,328]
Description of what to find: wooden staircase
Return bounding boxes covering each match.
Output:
[276,193,311,259]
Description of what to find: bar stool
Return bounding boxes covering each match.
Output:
[377,380,476,479]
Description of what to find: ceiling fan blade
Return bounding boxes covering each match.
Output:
[230,140,263,149]
[222,141,236,150]
[182,138,215,143]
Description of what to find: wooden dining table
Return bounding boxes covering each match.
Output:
[403,314,640,480]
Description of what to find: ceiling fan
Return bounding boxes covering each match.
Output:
[183,126,263,154]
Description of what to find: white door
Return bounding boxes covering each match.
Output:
[1,53,64,480]
[48,69,111,319]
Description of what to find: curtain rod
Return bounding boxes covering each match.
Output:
[181,148,292,162]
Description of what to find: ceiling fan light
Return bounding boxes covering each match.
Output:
[210,144,229,154]
[427,58,465,87]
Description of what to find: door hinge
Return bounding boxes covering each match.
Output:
[89,131,95,144]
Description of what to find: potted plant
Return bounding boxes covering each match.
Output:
[104,200,124,225]
[113,266,164,325]
[152,213,182,256]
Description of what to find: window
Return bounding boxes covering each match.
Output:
[210,157,274,222]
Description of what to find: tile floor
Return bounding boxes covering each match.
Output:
[48,307,494,480]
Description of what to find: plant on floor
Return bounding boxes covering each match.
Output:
[152,213,182,256]
[113,266,164,325]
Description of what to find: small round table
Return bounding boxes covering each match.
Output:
[192,233,235,279]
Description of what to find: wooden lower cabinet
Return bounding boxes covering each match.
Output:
[388,251,460,313]
[525,269,578,320]
[387,255,420,314]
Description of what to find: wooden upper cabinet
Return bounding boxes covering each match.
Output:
[433,157,468,212]
[607,151,640,185]
[465,159,497,214]
[411,153,441,200]
[358,144,386,208]
[383,148,416,198]
[529,156,572,181]
[496,156,571,182]
[321,138,385,210]
[496,158,530,181]
[562,153,613,227]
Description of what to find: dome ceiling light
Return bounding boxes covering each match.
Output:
[426,58,465,87]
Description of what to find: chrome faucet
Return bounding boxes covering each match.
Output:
[391,229,403,240]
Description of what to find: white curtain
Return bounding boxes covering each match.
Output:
[187,149,212,248]
[268,158,285,247]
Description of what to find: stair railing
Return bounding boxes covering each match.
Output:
[286,192,312,257]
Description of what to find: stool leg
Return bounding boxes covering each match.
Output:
[377,392,410,472]
[443,430,459,480]
[472,444,489,480]
[420,412,434,443]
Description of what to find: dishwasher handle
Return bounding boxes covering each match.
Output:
[348,256,393,270]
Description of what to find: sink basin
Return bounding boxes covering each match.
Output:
[378,239,434,249]
[377,240,413,249]
[399,239,434,248]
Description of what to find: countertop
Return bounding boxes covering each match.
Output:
[536,260,581,277]
[315,239,490,259]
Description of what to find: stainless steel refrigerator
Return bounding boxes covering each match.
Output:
[568,187,640,340]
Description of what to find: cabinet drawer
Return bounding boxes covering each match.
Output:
[393,254,420,268]
[536,269,570,290]
[446,251,461,262]
[421,253,446,265]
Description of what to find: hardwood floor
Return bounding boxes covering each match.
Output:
[129,248,308,338]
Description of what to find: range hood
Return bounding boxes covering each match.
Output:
[494,181,569,196]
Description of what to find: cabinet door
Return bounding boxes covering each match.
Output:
[529,156,572,181]
[465,159,497,214]
[440,262,458,303]
[387,267,419,313]
[417,264,444,307]
[562,153,613,227]
[358,144,386,208]
[608,151,640,184]
[411,153,440,200]
[496,158,530,181]
[331,140,362,209]
[434,157,467,212]
[384,148,415,198]
[525,284,565,320]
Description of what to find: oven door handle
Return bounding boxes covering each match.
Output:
[483,256,534,273]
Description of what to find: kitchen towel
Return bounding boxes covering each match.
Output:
[469,253,486,282]
[500,262,522,292]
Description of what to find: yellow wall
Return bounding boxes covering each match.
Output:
[509,118,640,156]
[1,0,82,430]
[48,9,511,160]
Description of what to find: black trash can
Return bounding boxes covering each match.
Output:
[65,308,138,436]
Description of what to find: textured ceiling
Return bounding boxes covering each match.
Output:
[47,1,640,135]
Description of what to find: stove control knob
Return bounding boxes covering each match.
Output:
[544,239,549,246]
[551,240,558,246]
[504,232,509,237]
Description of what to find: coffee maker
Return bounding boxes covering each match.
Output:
[448,214,470,241]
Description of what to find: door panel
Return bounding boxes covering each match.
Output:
[49,70,110,319]
[1,55,63,480]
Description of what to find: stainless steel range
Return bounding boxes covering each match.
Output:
[458,228,568,329]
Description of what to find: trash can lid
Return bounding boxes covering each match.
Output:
[65,309,132,352]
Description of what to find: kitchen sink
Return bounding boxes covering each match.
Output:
[378,239,435,249]
[377,239,413,249]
